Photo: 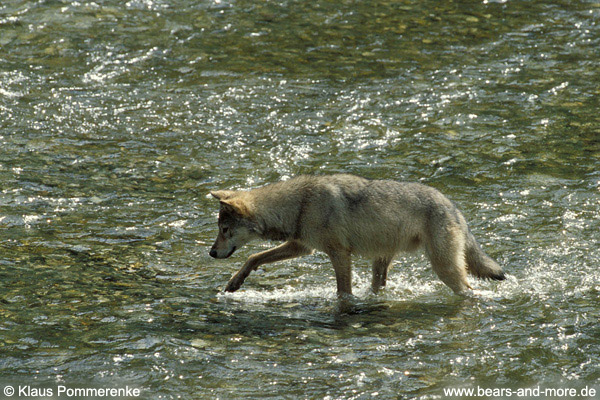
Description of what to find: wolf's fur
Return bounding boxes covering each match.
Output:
[209,174,504,296]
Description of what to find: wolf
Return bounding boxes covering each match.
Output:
[209,174,504,296]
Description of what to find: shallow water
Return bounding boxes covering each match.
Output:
[1,0,599,399]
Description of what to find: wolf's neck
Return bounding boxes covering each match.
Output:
[251,185,304,242]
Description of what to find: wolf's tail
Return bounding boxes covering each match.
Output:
[464,231,505,280]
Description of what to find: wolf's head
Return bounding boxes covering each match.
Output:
[209,190,259,259]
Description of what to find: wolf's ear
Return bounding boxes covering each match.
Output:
[210,190,236,201]
[211,191,252,217]
[220,197,252,218]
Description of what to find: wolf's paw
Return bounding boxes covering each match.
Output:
[224,274,245,292]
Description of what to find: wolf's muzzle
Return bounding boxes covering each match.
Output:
[209,246,237,259]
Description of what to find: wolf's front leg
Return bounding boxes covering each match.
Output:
[224,259,256,293]
[326,248,353,296]
[224,241,313,292]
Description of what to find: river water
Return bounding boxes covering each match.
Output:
[1,0,599,399]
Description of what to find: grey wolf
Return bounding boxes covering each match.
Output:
[209,174,504,296]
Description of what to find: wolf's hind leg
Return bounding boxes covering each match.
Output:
[426,228,472,295]
[371,257,393,294]
[224,241,312,292]
[430,258,472,295]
